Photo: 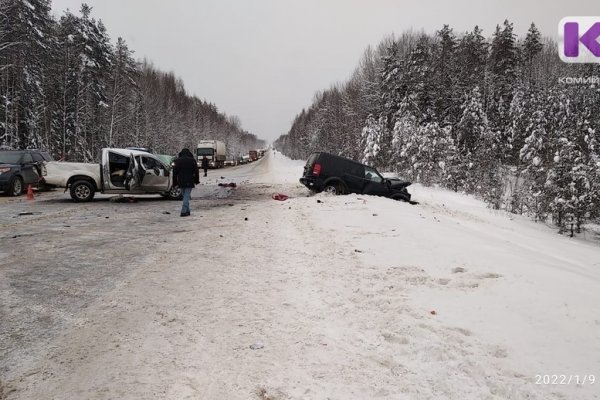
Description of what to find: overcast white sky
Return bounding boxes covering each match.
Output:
[50,0,597,143]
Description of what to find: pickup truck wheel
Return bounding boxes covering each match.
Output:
[70,180,95,202]
[167,186,183,200]
[8,176,24,196]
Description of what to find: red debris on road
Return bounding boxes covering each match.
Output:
[272,193,289,201]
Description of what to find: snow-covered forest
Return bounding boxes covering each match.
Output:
[0,0,264,161]
[275,22,600,234]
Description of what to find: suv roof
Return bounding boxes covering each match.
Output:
[0,149,49,153]
[311,152,363,164]
[0,149,54,162]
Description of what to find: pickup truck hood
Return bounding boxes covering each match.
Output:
[43,161,101,188]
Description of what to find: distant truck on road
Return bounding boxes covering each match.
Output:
[197,140,226,168]
[249,150,258,162]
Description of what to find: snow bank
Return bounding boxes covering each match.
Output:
[276,152,600,399]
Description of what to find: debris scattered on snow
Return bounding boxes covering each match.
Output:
[249,342,264,350]
[17,212,41,216]
[109,196,137,203]
[271,193,289,201]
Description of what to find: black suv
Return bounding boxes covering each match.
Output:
[300,152,415,203]
[0,150,53,196]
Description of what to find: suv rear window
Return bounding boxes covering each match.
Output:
[347,162,364,177]
[32,153,44,162]
[40,152,54,161]
[306,153,319,167]
[0,150,54,164]
[0,152,23,164]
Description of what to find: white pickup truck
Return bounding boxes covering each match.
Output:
[42,148,182,202]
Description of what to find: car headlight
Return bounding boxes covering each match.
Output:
[0,167,12,175]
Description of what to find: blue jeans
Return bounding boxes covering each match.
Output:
[181,187,193,214]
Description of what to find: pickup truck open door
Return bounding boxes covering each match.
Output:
[124,153,142,191]
[136,154,171,192]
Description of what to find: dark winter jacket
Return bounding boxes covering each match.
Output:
[201,157,209,170]
[173,148,199,188]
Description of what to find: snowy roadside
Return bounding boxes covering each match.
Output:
[296,188,600,399]
[1,151,598,399]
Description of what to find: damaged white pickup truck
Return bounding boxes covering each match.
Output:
[41,148,183,202]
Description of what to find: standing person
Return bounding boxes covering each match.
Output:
[173,148,199,217]
[201,155,209,177]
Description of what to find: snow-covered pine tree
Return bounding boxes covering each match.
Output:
[547,134,588,233]
[391,100,417,175]
[52,7,110,161]
[454,86,489,192]
[585,126,600,225]
[53,12,79,160]
[380,36,408,123]
[107,37,139,147]
[487,20,518,148]
[0,0,54,150]
[361,114,383,166]
[403,34,436,123]
[521,23,543,86]
[413,122,453,185]
[475,120,504,209]
[78,5,113,160]
[455,26,488,101]
[519,97,553,221]
[432,25,458,126]
[506,85,537,166]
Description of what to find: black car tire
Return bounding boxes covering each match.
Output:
[391,192,410,202]
[323,181,346,195]
[70,180,95,202]
[8,176,24,196]
[166,186,183,200]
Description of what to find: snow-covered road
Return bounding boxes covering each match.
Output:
[1,151,599,399]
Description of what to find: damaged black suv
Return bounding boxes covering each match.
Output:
[299,152,416,203]
[0,149,53,196]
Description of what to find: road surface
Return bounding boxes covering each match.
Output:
[1,151,599,400]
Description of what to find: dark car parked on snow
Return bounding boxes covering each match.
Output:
[0,150,53,196]
[299,152,416,203]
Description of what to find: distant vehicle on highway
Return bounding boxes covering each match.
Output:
[42,148,182,202]
[0,149,53,196]
[197,140,226,168]
[249,150,258,162]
